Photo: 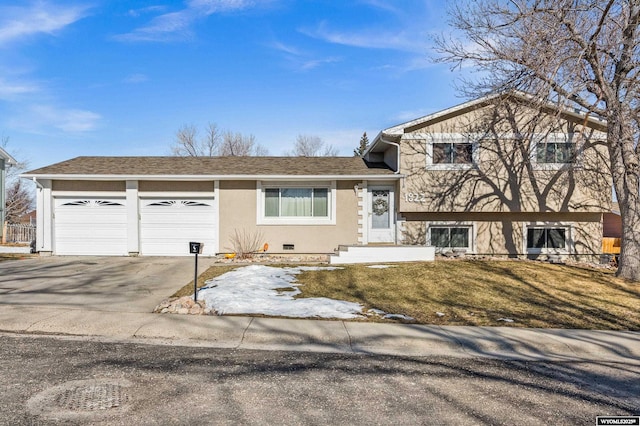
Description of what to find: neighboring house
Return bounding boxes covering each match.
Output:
[21,157,399,256]
[603,202,622,239]
[22,93,612,260]
[602,202,621,256]
[0,147,18,239]
[18,210,37,226]
[364,92,611,262]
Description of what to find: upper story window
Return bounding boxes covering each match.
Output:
[433,142,473,165]
[531,134,580,169]
[425,135,477,170]
[535,141,574,164]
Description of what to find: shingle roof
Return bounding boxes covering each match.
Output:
[23,156,395,177]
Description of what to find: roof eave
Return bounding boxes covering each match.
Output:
[380,91,608,135]
[0,147,17,165]
[21,173,403,181]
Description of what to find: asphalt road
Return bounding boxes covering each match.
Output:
[1,334,638,425]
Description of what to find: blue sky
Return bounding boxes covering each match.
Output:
[1,0,465,170]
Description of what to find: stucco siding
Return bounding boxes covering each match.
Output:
[218,180,360,254]
[52,180,125,192]
[138,180,215,192]
[397,102,611,214]
[401,212,602,261]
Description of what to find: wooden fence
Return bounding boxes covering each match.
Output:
[2,222,36,244]
[602,237,621,254]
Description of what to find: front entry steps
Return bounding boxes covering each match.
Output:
[329,245,436,265]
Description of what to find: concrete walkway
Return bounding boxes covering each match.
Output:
[1,256,639,362]
[0,305,638,362]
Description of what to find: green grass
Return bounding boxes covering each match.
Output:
[175,259,640,330]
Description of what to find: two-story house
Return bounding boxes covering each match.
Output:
[365,92,611,262]
[23,93,610,261]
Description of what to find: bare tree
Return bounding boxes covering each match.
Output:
[5,179,33,223]
[171,123,220,156]
[286,134,338,156]
[1,136,32,224]
[219,131,268,156]
[171,123,267,156]
[436,0,640,281]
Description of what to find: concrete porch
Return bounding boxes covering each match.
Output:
[329,245,436,265]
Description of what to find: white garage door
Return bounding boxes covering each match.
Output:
[54,198,128,255]
[140,199,216,256]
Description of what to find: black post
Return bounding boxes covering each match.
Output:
[194,251,198,303]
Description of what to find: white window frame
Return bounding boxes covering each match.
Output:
[424,134,478,171]
[257,181,337,225]
[530,133,580,170]
[523,223,572,255]
[427,222,475,253]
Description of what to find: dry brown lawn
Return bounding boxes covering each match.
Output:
[178,259,640,330]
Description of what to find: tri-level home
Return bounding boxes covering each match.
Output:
[23,92,611,261]
[365,92,611,262]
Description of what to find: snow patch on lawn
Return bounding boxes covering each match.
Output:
[198,265,365,319]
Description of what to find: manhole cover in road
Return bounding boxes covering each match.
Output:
[54,382,128,411]
[27,379,133,421]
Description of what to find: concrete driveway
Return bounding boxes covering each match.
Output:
[0,256,218,313]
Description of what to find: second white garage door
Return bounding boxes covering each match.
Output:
[140,198,217,256]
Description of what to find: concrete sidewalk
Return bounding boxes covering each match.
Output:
[1,305,638,362]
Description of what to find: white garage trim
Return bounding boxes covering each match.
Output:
[139,197,217,256]
[54,197,128,256]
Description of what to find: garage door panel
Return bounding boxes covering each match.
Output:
[54,198,127,256]
[140,198,216,256]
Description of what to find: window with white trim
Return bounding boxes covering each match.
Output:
[258,182,335,225]
[535,141,575,164]
[426,136,477,170]
[531,133,579,168]
[526,227,568,251]
[433,142,473,165]
[429,226,472,250]
[264,188,328,218]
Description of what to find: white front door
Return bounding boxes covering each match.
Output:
[368,186,395,243]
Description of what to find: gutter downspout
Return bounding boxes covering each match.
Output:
[32,176,44,189]
[32,177,44,251]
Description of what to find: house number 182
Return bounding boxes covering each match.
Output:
[404,192,426,203]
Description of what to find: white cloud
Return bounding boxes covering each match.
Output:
[0,2,90,46]
[27,105,102,133]
[357,0,401,14]
[300,21,429,53]
[0,78,39,99]
[124,73,149,84]
[187,0,261,14]
[115,10,195,42]
[268,40,303,56]
[116,0,277,42]
[268,40,342,71]
[126,6,168,18]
